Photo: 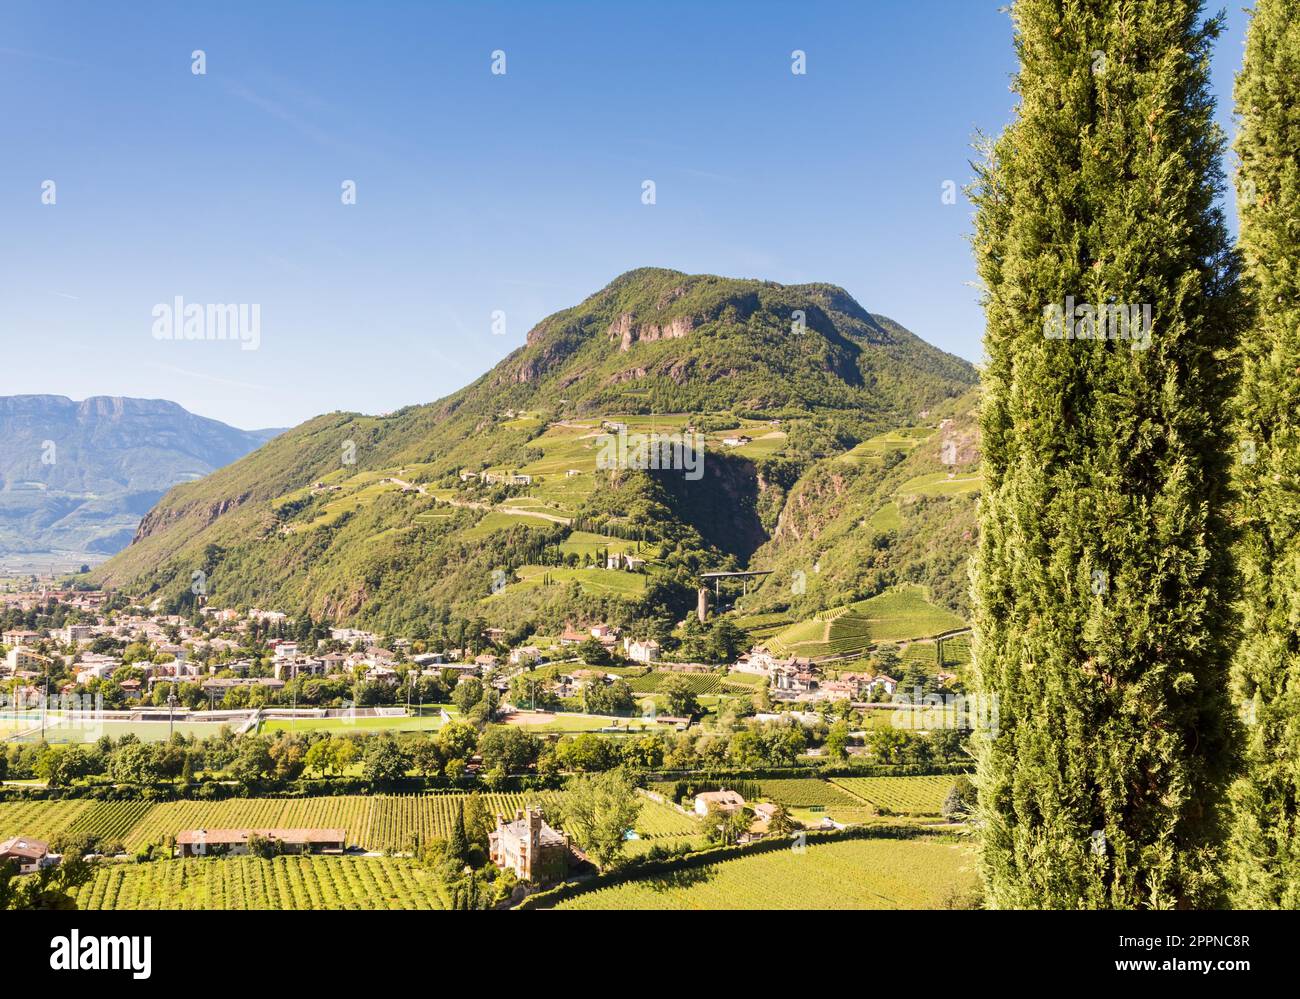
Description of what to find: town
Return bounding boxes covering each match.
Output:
[0,578,976,910]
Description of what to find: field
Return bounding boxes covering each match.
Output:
[0,790,698,854]
[625,671,723,696]
[494,564,648,599]
[73,855,448,910]
[2,714,236,744]
[260,712,450,736]
[554,835,977,910]
[867,501,903,532]
[831,776,956,817]
[765,585,966,659]
[0,798,155,846]
[896,471,983,499]
[838,427,934,466]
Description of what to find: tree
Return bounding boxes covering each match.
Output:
[304,738,335,777]
[970,0,1242,908]
[362,738,409,784]
[1228,0,1300,910]
[451,677,485,714]
[824,720,850,762]
[702,803,751,846]
[943,776,977,823]
[331,738,360,774]
[659,674,700,718]
[230,739,273,783]
[447,803,470,865]
[768,803,798,838]
[0,857,93,911]
[560,768,642,869]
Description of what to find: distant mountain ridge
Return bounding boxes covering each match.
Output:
[0,395,279,555]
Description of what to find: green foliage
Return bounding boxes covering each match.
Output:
[1228,0,1300,910]
[558,768,643,870]
[970,0,1242,909]
[0,856,94,911]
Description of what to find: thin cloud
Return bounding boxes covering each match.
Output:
[147,361,270,393]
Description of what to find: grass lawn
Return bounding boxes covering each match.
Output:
[260,713,449,735]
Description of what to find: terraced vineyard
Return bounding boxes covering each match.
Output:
[831,776,956,816]
[766,585,967,659]
[625,672,723,696]
[554,835,977,910]
[74,856,448,910]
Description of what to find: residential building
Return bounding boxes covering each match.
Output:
[0,836,54,874]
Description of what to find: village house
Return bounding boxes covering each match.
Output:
[694,789,746,817]
[175,828,346,858]
[364,664,400,684]
[508,646,543,666]
[488,807,570,885]
[721,434,752,447]
[624,638,661,664]
[0,836,55,874]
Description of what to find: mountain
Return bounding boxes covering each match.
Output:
[93,268,978,637]
[0,396,280,557]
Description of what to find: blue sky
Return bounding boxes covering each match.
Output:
[0,1,1253,429]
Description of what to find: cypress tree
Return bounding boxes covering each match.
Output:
[970,0,1242,908]
[1228,0,1300,909]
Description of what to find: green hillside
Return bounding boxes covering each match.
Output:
[93,268,977,639]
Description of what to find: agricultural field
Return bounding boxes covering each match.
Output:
[0,798,155,845]
[719,672,768,691]
[74,855,448,910]
[837,426,935,466]
[766,585,966,659]
[938,635,972,667]
[625,671,723,696]
[896,471,983,500]
[1,789,697,855]
[553,835,977,910]
[462,510,559,540]
[494,564,648,599]
[829,776,956,817]
[558,531,638,558]
[866,501,903,532]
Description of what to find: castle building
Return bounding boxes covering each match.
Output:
[488,807,570,885]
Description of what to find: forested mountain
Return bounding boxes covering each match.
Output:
[92,268,978,637]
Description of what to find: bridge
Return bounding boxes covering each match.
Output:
[697,570,773,621]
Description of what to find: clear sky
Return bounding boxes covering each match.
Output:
[0,0,1253,430]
